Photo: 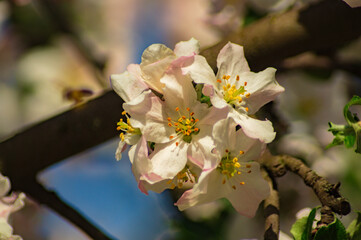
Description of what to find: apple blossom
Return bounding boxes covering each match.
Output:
[0,174,25,240]
[111,38,201,160]
[183,42,284,143]
[111,38,200,96]
[125,65,228,191]
[176,118,270,217]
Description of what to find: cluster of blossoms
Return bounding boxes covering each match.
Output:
[111,39,284,217]
[0,174,25,240]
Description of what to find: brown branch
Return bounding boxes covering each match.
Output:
[0,90,124,181]
[201,0,361,72]
[20,178,114,240]
[278,155,351,215]
[261,168,280,240]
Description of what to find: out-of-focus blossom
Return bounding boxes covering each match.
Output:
[207,0,245,35]
[0,84,20,138]
[183,42,284,142]
[176,118,269,217]
[0,174,25,240]
[343,0,361,8]
[161,0,220,47]
[16,40,101,124]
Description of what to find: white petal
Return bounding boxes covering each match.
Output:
[124,90,173,143]
[216,42,250,79]
[227,163,270,217]
[176,169,231,210]
[148,141,189,181]
[240,68,285,114]
[174,38,200,56]
[110,70,148,103]
[130,136,152,180]
[115,141,127,161]
[140,44,176,93]
[140,44,175,66]
[187,135,216,169]
[161,69,198,110]
[182,55,217,86]
[230,110,276,143]
[0,175,10,197]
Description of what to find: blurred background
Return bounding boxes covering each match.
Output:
[1,0,361,239]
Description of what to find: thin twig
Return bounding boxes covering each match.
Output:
[20,178,115,240]
[261,168,280,240]
[279,155,351,215]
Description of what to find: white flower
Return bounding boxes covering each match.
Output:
[111,38,201,160]
[0,174,25,240]
[125,65,228,191]
[176,118,270,217]
[111,38,200,95]
[183,42,284,143]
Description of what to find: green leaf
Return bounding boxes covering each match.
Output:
[290,208,317,240]
[314,217,348,240]
[347,212,361,240]
[344,95,361,125]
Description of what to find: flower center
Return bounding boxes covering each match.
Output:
[217,149,252,190]
[116,111,141,141]
[167,165,197,189]
[168,107,200,144]
[217,75,250,112]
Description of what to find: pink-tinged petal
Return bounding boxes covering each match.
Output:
[232,130,266,163]
[169,55,195,69]
[212,118,266,164]
[174,38,200,56]
[128,136,152,180]
[230,110,276,143]
[197,105,228,126]
[187,135,216,169]
[226,163,270,217]
[110,70,148,103]
[140,43,175,66]
[124,90,173,143]
[0,192,25,220]
[115,140,127,161]
[176,169,231,210]
[138,178,174,194]
[161,70,198,110]
[216,42,250,78]
[148,140,189,181]
[239,68,285,114]
[140,44,176,93]
[182,55,217,86]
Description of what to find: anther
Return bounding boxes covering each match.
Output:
[244,82,247,86]
[240,182,245,185]
[236,75,240,81]
[217,79,222,83]
[232,185,236,190]
[122,111,126,115]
